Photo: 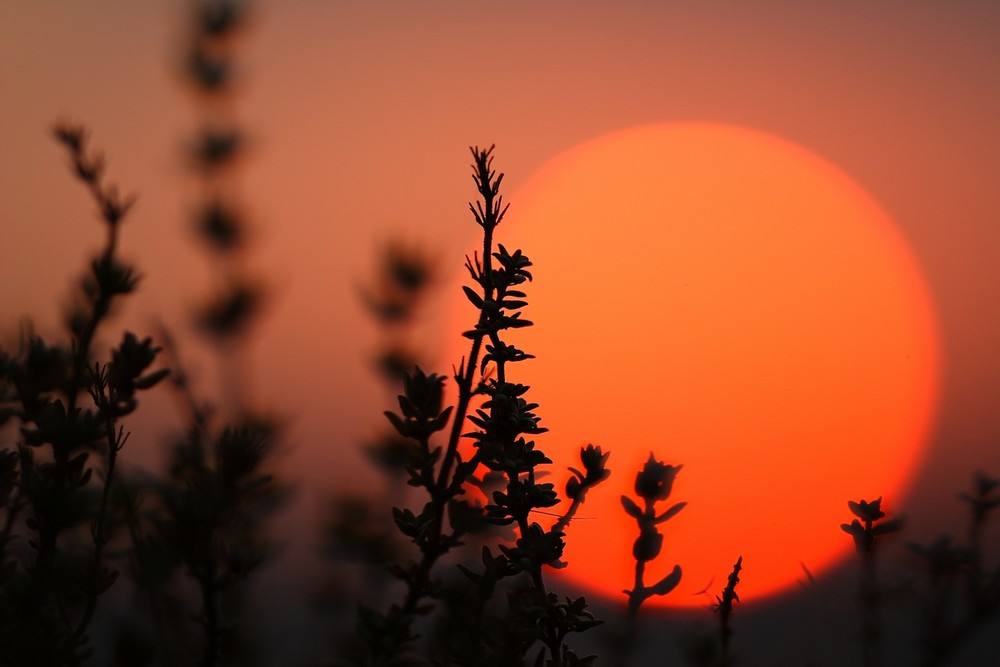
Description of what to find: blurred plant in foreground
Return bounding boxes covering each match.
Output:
[114,3,285,666]
[0,124,166,666]
[842,496,902,667]
[315,239,439,657]
[906,471,1000,667]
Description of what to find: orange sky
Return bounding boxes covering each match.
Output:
[3,2,1000,663]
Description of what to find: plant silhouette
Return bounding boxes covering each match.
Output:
[622,453,686,620]
[343,146,611,667]
[0,124,167,666]
[110,3,285,665]
[713,556,743,667]
[905,472,1000,666]
[842,496,903,667]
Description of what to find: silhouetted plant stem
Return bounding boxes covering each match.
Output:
[403,149,503,593]
[32,125,135,594]
[375,147,604,666]
[841,497,901,667]
[200,558,221,667]
[714,556,743,667]
[142,6,285,666]
[553,445,609,537]
[551,495,585,536]
[436,149,505,494]
[0,122,165,665]
[366,153,506,657]
[70,374,129,644]
[859,545,879,667]
[394,434,438,617]
[626,561,645,622]
[36,125,145,660]
[622,454,685,621]
[963,472,998,615]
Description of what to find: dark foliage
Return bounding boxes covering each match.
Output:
[622,453,686,619]
[345,147,610,667]
[108,4,284,665]
[0,126,166,667]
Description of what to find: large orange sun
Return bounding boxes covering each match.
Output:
[458,123,939,608]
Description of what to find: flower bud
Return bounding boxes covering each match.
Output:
[635,453,681,502]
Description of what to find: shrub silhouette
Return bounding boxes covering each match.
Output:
[109,3,284,665]
[343,146,611,667]
[0,124,167,666]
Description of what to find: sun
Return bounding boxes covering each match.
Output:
[457,123,939,608]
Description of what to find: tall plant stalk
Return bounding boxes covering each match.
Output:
[358,146,607,667]
[0,123,166,666]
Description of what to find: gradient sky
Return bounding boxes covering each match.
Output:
[3,2,1000,664]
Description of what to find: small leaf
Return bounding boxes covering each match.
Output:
[651,564,682,596]
[500,299,528,309]
[133,368,170,390]
[872,517,904,535]
[840,520,864,537]
[620,495,642,519]
[384,411,407,437]
[462,285,484,309]
[655,501,687,524]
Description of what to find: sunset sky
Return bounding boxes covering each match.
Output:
[3,2,1000,664]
